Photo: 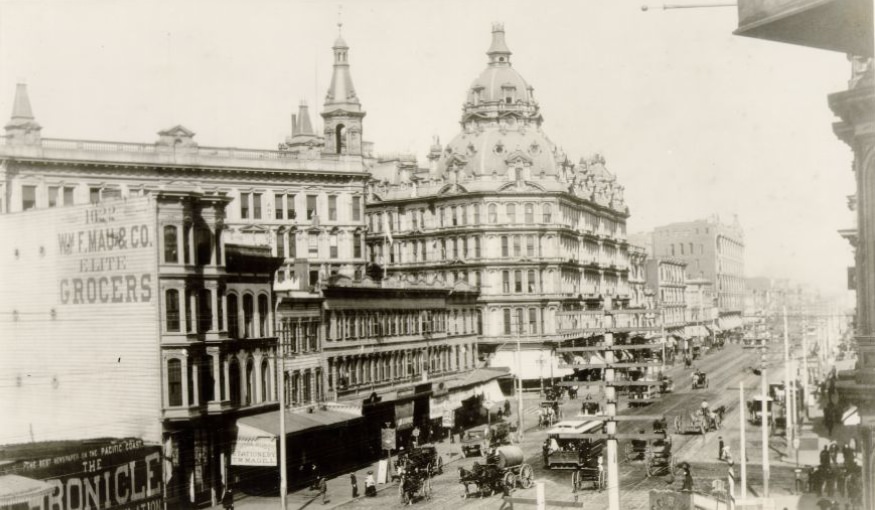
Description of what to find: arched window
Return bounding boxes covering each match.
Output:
[227,293,239,338]
[524,204,534,224]
[243,294,254,338]
[258,294,269,337]
[506,203,516,223]
[488,204,498,224]
[167,358,182,406]
[165,289,180,332]
[163,225,178,263]
[261,359,270,402]
[245,357,255,405]
[229,358,241,405]
[335,124,347,154]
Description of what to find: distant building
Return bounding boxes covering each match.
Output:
[363,24,632,382]
[645,259,687,341]
[649,216,745,332]
[628,244,649,309]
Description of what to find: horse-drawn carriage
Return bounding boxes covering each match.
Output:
[538,401,561,428]
[658,374,674,394]
[674,408,719,435]
[458,445,534,498]
[747,395,775,428]
[461,422,511,457]
[623,433,673,477]
[397,446,436,504]
[541,420,606,492]
[691,370,709,390]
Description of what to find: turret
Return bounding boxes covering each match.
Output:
[321,23,365,156]
[4,83,42,145]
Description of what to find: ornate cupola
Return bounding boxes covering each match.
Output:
[321,23,366,156]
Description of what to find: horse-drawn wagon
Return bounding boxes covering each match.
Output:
[458,445,534,498]
[691,370,709,390]
[397,446,435,504]
[623,433,673,476]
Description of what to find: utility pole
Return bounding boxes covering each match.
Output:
[604,296,620,510]
[760,350,769,497]
[739,381,747,500]
[783,306,793,457]
[517,320,524,443]
[277,330,288,510]
[802,311,809,421]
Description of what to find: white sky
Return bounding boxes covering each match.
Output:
[0,0,856,296]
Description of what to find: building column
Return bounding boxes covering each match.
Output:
[210,350,222,401]
[191,355,200,406]
[181,354,190,407]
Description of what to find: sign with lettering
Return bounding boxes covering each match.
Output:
[56,201,155,306]
[0,439,162,510]
[231,425,277,467]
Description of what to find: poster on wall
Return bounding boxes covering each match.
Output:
[0,438,162,510]
[231,425,277,467]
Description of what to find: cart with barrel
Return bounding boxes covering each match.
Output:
[458,445,534,498]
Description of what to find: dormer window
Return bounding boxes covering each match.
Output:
[502,85,516,105]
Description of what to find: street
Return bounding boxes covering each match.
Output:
[331,343,764,510]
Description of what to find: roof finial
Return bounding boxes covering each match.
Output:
[337,4,343,36]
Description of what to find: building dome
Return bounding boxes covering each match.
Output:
[436,24,562,179]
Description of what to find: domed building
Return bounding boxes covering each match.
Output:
[365,24,634,383]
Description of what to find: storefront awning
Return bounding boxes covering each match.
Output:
[0,475,55,507]
[490,350,575,381]
[685,325,710,338]
[237,405,363,438]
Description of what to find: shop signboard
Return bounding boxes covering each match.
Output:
[395,402,414,429]
[231,425,277,467]
[0,438,162,510]
[381,428,397,451]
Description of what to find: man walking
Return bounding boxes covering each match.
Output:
[820,445,831,469]
[718,436,725,460]
[318,476,328,504]
[350,473,359,498]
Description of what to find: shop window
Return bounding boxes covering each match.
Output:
[164,226,178,263]
[165,289,180,332]
[167,359,183,407]
[243,294,254,338]
[227,294,239,338]
[258,294,269,337]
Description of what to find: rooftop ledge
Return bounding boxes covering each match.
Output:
[0,137,370,175]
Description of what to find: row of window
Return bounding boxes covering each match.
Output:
[327,345,474,390]
[163,224,220,266]
[240,192,362,222]
[164,288,271,338]
[668,243,705,257]
[501,307,542,336]
[283,368,323,407]
[325,308,482,342]
[368,202,554,233]
[275,230,363,260]
[166,353,273,408]
[20,184,128,211]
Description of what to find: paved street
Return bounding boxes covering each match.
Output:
[230,343,786,510]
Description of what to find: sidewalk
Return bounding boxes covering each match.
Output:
[225,438,465,510]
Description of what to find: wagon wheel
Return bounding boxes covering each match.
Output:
[571,470,581,492]
[436,455,444,475]
[518,464,534,489]
[503,471,516,492]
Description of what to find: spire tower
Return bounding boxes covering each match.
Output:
[322,22,365,156]
[5,83,42,145]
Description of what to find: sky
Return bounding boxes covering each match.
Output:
[0,0,856,296]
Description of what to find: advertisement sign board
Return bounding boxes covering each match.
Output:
[231,425,277,467]
[381,428,397,451]
[0,438,162,510]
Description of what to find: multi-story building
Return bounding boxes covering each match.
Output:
[686,277,717,345]
[628,244,649,309]
[645,259,687,343]
[0,191,283,508]
[649,216,745,333]
[364,24,631,380]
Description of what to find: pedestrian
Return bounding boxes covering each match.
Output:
[365,471,376,497]
[318,476,328,504]
[722,444,733,464]
[221,488,234,510]
[350,473,359,498]
[504,400,511,417]
[824,405,835,436]
[820,445,831,469]
[829,443,838,465]
[681,464,694,491]
[718,436,725,460]
[843,443,854,468]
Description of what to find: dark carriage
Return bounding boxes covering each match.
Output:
[692,370,709,390]
[623,433,673,476]
[459,445,533,498]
